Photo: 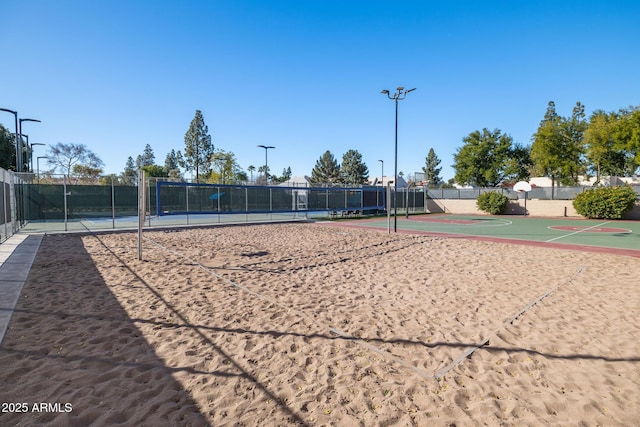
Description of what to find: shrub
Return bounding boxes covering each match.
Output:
[476,191,509,215]
[573,185,638,219]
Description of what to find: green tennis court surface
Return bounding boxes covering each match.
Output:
[338,214,640,257]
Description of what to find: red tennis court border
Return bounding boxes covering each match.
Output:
[319,219,640,259]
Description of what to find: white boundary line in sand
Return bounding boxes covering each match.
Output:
[545,221,610,243]
[432,265,585,380]
[143,236,436,381]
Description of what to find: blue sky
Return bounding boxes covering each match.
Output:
[1,1,639,182]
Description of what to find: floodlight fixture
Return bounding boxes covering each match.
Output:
[380,86,416,232]
[257,145,276,184]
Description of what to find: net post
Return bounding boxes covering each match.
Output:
[138,169,145,261]
[111,175,115,229]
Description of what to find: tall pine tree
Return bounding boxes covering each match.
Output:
[340,149,369,185]
[310,150,340,184]
[422,148,442,187]
[180,110,214,180]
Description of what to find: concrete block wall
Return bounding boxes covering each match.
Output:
[426,198,640,220]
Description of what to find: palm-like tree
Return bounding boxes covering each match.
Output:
[247,165,256,182]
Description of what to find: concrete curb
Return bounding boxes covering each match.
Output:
[0,234,43,347]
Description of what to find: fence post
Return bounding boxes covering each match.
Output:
[137,169,145,261]
[325,183,329,211]
[111,175,115,229]
[186,184,189,225]
[405,188,409,218]
[63,175,68,232]
[1,169,7,241]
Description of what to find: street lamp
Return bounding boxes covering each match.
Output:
[37,156,48,182]
[0,108,19,171]
[381,86,415,232]
[30,143,45,172]
[19,118,41,173]
[257,145,275,184]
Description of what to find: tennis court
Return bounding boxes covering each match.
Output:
[335,214,640,257]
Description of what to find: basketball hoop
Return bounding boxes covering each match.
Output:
[513,181,531,216]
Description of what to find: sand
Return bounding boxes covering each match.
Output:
[0,222,638,426]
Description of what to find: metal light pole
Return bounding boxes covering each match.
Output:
[0,108,19,171]
[19,134,29,171]
[30,143,45,172]
[381,87,415,232]
[37,156,48,183]
[19,118,41,173]
[257,145,275,184]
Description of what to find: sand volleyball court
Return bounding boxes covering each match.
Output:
[0,222,638,426]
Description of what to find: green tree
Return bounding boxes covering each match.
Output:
[531,101,587,186]
[422,148,442,187]
[136,144,155,168]
[273,166,292,183]
[122,156,137,185]
[47,142,104,177]
[72,164,103,182]
[164,149,182,179]
[310,150,341,184]
[453,128,525,187]
[210,149,242,184]
[247,165,256,182]
[531,101,563,187]
[283,166,292,182]
[504,143,532,184]
[561,101,587,184]
[99,173,125,185]
[584,110,625,182]
[0,124,16,171]
[256,165,270,184]
[613,106,640,175]
[180,110,214,180]
[141,164,167,177]
[340,149,369,185]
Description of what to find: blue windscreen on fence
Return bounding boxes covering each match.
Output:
[155,181,386,215]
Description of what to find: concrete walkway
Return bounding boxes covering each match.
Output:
[0,234,43,347]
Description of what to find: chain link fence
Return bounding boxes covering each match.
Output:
[3,172,639,236]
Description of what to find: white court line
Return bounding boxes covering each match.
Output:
[545,221,610,243]
[421,218,512,228]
